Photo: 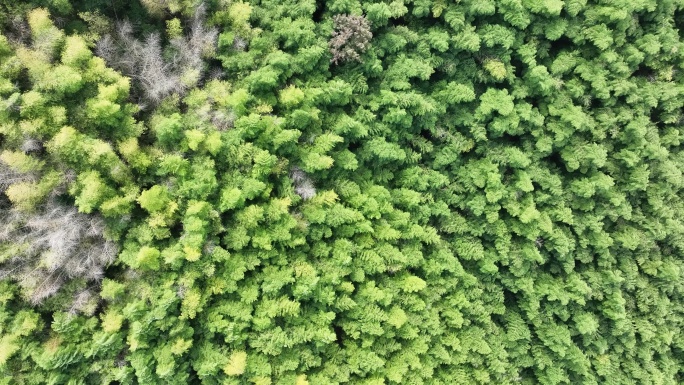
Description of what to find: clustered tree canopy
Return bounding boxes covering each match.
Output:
[0,0,684,384]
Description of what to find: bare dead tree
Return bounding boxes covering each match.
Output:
[195,105,235,131]
[95,5,217,106]
[96,22,180,105]
[329,14,372,65]
[6,15,31,45]
[68,288,96,315]
[233,36,247,51]
[20,138,43,154]
[211,109,236,131]
[170,5,218,70]
[0,159,38,193]
[291,166,316,200]
[0,198,118,308]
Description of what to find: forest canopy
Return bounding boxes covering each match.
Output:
[0,0,684,384]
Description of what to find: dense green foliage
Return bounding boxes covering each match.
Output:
[1,0,684,384]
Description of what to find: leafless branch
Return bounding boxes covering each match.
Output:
[95,5,217,106]
[0,199,118,308]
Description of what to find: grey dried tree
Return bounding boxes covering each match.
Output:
[0,160,37,192]
[329,14,372,65]
[95,5,217,106]
[0,158,117,310]
[0,199,118,307]
[290,166,316,200]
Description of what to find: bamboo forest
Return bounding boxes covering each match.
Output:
[0,0,684,384]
